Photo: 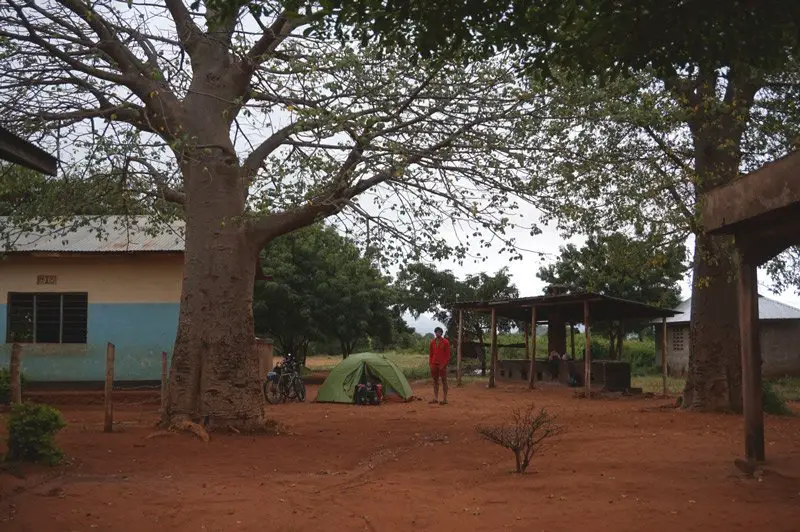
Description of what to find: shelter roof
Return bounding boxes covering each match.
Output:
[0,124,58,176]
[703,150,800,235]
[664,295,800,324]
[452,291,681,323]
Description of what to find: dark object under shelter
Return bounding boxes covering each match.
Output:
[702,149,800,464]
[450,287,681,396]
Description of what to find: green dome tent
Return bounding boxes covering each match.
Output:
[315,353,414,404]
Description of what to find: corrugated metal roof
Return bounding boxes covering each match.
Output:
[452,291,681,322]
[665,295,800,323]
[0,216,184,253]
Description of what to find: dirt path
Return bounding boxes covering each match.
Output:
[1,382,799,531]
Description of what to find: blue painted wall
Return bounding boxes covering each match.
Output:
[0,303,179,381]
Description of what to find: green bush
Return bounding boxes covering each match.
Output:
[0,368,27,405]
[763,381,793,416]
[403,365,431,381]
[5,402,67,465]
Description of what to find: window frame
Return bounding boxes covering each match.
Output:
[6,292,88,344]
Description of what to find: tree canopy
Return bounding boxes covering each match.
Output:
[538,233,685,309]
[254,224,401,360]
[538,232,685,357]
[0,0,543,429]
[199,0,800,78]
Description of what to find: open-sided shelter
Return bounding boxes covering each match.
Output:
[702,149,800,463]
[316,352,414,404]
[451,287,681,396]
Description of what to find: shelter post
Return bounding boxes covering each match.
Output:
[737,251,765,462]
[661,318,668,396]
[570,323,575,359]
[456,310,464,387]
[583,301,591,398]
[524,323,530,359]
[528,306,537,389]
[489,308,498,388]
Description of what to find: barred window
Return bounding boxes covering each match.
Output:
[7,293,87,344]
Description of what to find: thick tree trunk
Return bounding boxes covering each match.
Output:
[675,68,758,413]
[682,233,742,411]
[162,154,266,431]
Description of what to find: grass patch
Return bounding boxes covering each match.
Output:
[631,375,686,395]
[303,351,428,372]
[763,381,793,416]
[770,376,800,402]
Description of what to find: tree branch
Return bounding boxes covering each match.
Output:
[164,0,204,56]
[57,0,153,86]
[642,125,693,173]
[246,108,508,245]
[245,11,304,66]
[242,122,304,176]
[125,156,186,205]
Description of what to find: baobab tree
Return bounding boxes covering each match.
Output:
[0,1,540,431]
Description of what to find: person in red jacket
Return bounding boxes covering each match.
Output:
[429,327,451,405]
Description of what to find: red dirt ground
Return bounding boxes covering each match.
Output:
[1,382,799,532]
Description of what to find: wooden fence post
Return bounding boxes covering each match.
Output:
[10,343,22,405]
[528,307,537,390]
[104,342,115,433]
[456,310,464,387]
[160,351,168,415]
[661,318,668,397]
[584,301,592,399]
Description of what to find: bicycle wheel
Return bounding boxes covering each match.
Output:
[293,378,306,402]
[264,380,282,405]
[284,376,297,401]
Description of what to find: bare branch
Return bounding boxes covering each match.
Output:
[126,156,186,205]
[164,0,204,56]
[245,11,303,66]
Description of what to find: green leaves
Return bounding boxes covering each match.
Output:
[394,262,519,337]
[537,232,686,329]
[253,224,398,357]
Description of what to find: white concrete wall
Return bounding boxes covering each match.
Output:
[664,322,800,377]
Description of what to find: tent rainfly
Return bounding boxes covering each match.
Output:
[315,353,414,404]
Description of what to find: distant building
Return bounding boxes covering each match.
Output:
[0,216,184,383]
[657,296,800,377]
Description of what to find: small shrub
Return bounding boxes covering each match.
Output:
[770,376,800,402]
[0,368,27,405]
[763,381,793,416]
[5,402,67,465]
[476,402,563,473]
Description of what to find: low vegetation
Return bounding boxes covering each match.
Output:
[763,381,794,416]
[476,402,563,473]
[4,402,67,465]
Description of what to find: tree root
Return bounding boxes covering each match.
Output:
[145,430,175,440]
[147,419,210,442]
[172,420,210,442]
